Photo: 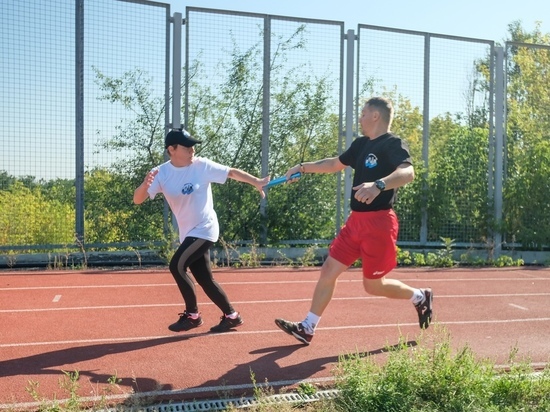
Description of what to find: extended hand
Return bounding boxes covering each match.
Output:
[256,176,270,198]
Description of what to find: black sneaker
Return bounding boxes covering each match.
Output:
[415,288,433,329]
[210,313,244,333]
[274,318,313,345]
[168,311,203,332]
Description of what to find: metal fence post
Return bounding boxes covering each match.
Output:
[168,12,184,243]
[344,29,355,223]
[260,15,271,245]
[420,34,430,245]
[172,12,183,130]
[75,0,85,244]
[494,46,505,258]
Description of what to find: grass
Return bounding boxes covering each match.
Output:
[226,327,550,412]
[8,328,549,412]
[332,328,550,412]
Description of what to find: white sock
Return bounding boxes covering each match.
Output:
[410,289,424,306]
[226,311,239,319]
[302,312,320,334]
[187,312,200,319]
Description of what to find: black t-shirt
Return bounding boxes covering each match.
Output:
[339,133,412,212]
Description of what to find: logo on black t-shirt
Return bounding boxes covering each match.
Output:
[365,153,378,169]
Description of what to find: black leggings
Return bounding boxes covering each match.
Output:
[169,237,234,315]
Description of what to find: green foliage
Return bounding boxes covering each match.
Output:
[297,382,318,396]
[397,238,456,268]
[333,328,550,412]
[25,370,128,412]
[239,249,266,267]
[492,255,525,268]
[2,23,550,254]
[397,248,413,266]
[93,67,166,175]
[296,245,319,267]
[493,23,550,249]
[186,26,342,242]
[434,237,456,267]
[427,122,490,243]
[16,332,550,412]
[459,252,488,266]
[83,168,164,244]
[0,181,75,246]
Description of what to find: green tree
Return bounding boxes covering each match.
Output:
[83,168,164,244]
[92,26,343,244]
[387,91,425,243]
[0,181,75,246]
[427,120,490,242]
[503,22,550,249]
[185,25,343,243]
[92,67,169,244]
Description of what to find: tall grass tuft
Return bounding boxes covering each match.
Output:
[333,327,550,412]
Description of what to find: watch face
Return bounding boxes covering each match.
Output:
[376,180,385,191]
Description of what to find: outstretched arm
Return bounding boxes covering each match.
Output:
[285,156,346,182]
[227,168,270,199]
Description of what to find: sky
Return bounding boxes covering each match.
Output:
[168,0,549,43]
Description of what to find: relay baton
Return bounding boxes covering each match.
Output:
[264,172,302,188]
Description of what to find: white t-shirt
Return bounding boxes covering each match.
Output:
[147,157,230,242]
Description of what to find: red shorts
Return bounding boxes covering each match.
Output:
[329,209,399,279]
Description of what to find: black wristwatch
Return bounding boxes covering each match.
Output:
[375,179,386,191]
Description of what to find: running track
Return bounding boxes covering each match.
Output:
[1,267,549,409]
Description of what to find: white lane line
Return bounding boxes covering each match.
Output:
[509,303,528,310]
[1,277,550,291]
[0,299,312,313]
[2,293,550,314]
[52,295,62,302]
[2,317,550,349]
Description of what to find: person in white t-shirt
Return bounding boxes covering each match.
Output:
[134,129,269,333]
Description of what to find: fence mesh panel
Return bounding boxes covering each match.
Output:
[83,0,169,244]
[504,42,550,250]
[1,1,549,260]
[185,9,344,245]
[357,26,494,245]
[1,0,75,247]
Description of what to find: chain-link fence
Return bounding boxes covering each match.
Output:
[357,26,496,246]
[1,1,549,265]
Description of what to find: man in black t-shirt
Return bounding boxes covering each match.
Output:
[275,97,433,345]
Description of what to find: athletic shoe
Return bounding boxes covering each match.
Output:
[415,288,433,329]
[168,311,203,332]
[210,313,244,333]
[274,318,313,345]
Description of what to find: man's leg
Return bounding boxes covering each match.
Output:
[275,256,348,344]
[362,276,416,299]
[363,276,433,329]
[309,256,350,315]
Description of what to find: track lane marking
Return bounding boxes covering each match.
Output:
[2,317,549,348]
[2,293,550,313]
[1,276,550,291]
[509,303,528,310]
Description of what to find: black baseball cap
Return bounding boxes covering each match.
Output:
[164,129,202,148]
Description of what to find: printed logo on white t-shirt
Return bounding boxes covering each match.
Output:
[181,183,196,195]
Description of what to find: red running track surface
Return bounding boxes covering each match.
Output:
[1,267,549,408]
